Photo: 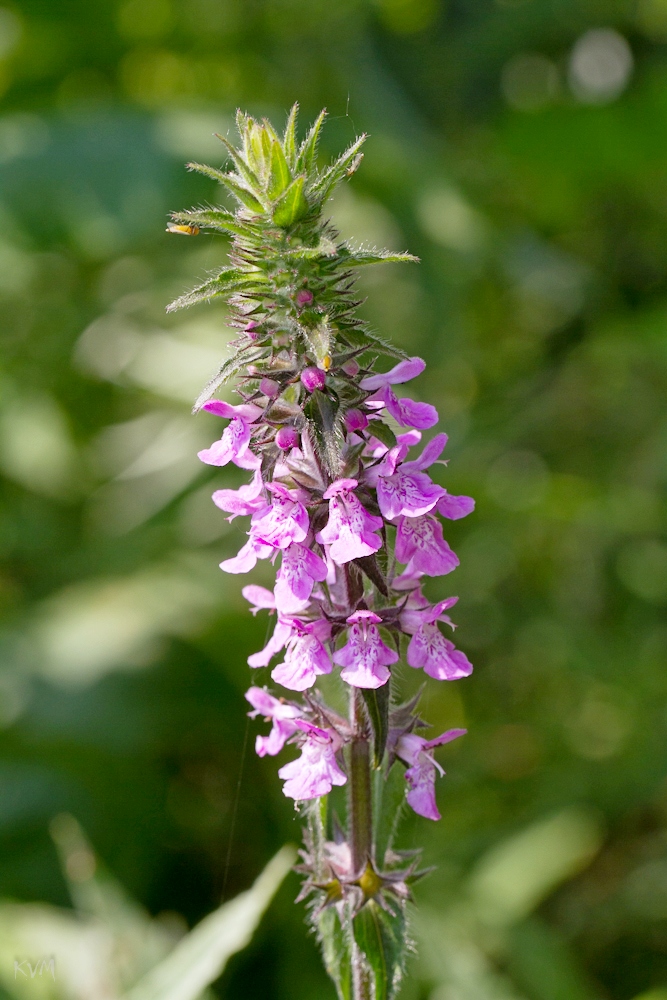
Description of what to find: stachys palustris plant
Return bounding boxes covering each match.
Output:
[167,105,474,1000]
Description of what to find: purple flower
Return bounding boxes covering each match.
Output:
[272,618,332,691]
[316,478,383,564]
[251,483,309,549]
[375,433,448,519]
[344,408,368,432]
[360,357,437,429]
[198,400,262,469]
[212,469,268,521]
[395,514,459,576]
[242,584,276,615]
[275,426,300,450]
[296,288,314,307]
[278,721,347,800]
[219,537,273,574]
[301,367,326,392]
[396,729,467,820]
[403,600,473,681]
[333,610,398,689]
[437,492,476,520]
[274,543,328,614]
[245,686,302,757]
[247,617,293,668]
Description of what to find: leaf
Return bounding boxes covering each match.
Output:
[282,103,299,168]
[272,176,309,228]
[311,134,368,202]
[192,347,269,411]
[362,683,390,767]
[122,846,295,1000]
[166,269,259,313]
[297,109,326,175]
[340,249,420,267]
[353,900,407,1000]
[317,908,353,1000]
[268,140,292,200]
[304,389,343,478]
[366,420,396,451]
[214,134,263,194]
[341,328,409,361]
[373,762,407,867]
[219,174,266,214]
[169,209,249,238]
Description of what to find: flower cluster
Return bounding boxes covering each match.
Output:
[169,106,475,995]
[199,354,474,820]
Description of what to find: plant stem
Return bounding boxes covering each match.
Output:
[352,942,373,1000]
[349,690,373,876]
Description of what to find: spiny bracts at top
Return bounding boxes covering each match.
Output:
[168,105,475,1000]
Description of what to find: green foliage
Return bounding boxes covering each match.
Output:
[353,902,406,1000]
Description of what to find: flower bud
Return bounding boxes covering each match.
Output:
[301,367,326,392]
[344,408,368,432]
[296,289,313,307]
[275,426,300,450]
[260,377,280,397]
[244,320,260,340]
[341,358,359,377]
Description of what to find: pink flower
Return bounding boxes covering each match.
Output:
[437,492,476,520]
[403,600,473,681]
[360,357,437,429]
[296,288,314,307]
[275,426,300,450]
[301,366,326,392]
[242,584,276,615]
[271,618,332,691]
[395,514,459,576]
[278,721,347,800]
[396,729,467,820]
[245,686,302,757]
[316,478,383,564]
[344,408,368,432]
[274,543,328,614]
[198,400,263,469]
[251,483,309,549]
[219,537,273,574]
[333,610,398,689]
[376,433,448,519]
[248,617,293,668]
[212,469,268,521]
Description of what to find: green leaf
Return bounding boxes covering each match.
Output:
[122,846,295,1000]
[282,103,299,168]
[362,683,390,767]
[341,328,409,361]
[169,209,249,238]
[353,900,406,1000]
[166,269,259,312]
[297,108,326,175]
[373,762,407,867]
[317,908,353,1000]
[272,175,309,228]
[214,134,262,193]
[268,139,292,200]
[366,420,397,450]
[312,134,368,202]
[192,347,269,412]
[340,248,420,267]
[219,174,266,214]
[304,388,344,478]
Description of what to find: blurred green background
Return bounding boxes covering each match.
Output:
[1,1,667,998]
